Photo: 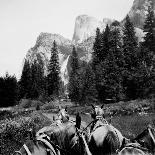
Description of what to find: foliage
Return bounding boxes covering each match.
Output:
[0,111,51,155]
[68,46,80,102]
[79,63,98,104]
[0,73,18,107]
[19,57,46,100]
[18,59,31,99]
[47,40,60,97]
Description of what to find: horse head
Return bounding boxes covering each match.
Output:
[134,124,155,153]
[91,104,105,120]
[57,106,69,123]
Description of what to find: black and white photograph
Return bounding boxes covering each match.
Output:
[0,0,155,154]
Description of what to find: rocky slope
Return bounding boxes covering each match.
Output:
[26,33,73,85]
[25,0,153,86]
[127,0,155,29]
[72,15,113,43]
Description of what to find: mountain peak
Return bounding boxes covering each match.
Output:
[127,0,155,29]
[72,15,113,43]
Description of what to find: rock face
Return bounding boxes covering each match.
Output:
[72,15,112,43]
[25,0,152,86]
[127,0,155,29]
[26,33,73,86]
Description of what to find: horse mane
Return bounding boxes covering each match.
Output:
[50,122,76,150]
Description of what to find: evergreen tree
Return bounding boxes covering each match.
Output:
[68,46,79,102]
[0,73,18,107]
[79,64,98,104]
[139,1,155,97]
[18,59,31,99]
[123,15,138,71]
[92,28,102,69]
[122,15,139,100]
[100,24,111,61]
[143,1,155,54]
[29,60,39,99]
[47,40,60,97]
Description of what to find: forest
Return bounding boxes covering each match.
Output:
[0,4,154,108]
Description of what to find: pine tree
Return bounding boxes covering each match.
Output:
[139,1,155,97]
[100,24,111,61]
[0,73,18,107]
[47,40,60,97]
[92,28,102,69]
[123,15,138,71]
[122,15,139,100]
[143,1,155,54]
[108,21,125,100]
[68,46,79,102]
[29,60,39,99]
[18,59,31,99]
[80,64,98,104]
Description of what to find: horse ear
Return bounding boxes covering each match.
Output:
[28,128,34,140]
[58,105,61,111]
[91,104,95,109]
[101,104,104,109]
[65,106,67,112]
[53,115,55,121]
[76,112,81,129]
[148,124,152,129]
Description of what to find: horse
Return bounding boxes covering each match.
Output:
[118,125,155,155]
[56,106,69,123]
[13,121,88,155]
[13,131,60,155]
[36,110,89,155]
[88,104,125,155]
[133,125,155,154]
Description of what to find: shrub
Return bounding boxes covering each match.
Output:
[0,111,51,155]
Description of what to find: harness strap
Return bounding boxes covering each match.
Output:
[148,128,155,144]
[37,137,58,155]
[14,151,22,155]
[120,144,149,152]
[23,144,32,155]
[38,134,71,155]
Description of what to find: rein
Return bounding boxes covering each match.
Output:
[80,120,96,133]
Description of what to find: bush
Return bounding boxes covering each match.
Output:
[0,111,51,155]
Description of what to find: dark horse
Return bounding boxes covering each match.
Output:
[13,106,88,155]
[118,125,155,155]
[13,132,59,155]
[36,111,88,155]
[13,121,88,155]
[88,105,125,155]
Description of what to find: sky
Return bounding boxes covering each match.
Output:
[0,0,134,79]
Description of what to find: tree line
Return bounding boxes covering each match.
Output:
[68,4,155,104]
[0,3,154,107]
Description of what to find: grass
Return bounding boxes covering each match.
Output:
[0,98,155,155]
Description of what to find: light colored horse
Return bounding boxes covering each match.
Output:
[88,104,125,155]
[57,106,69,123]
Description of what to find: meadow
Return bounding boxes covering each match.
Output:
[0,98,155,155]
